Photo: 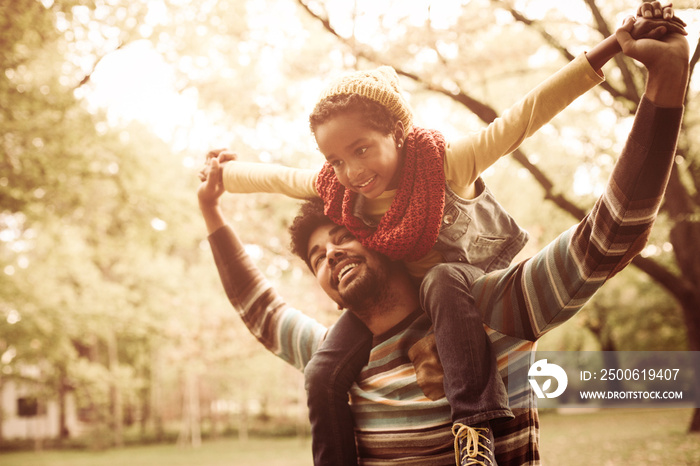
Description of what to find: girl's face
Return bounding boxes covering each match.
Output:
[315,112,404,199]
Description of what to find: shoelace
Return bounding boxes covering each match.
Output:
[452,424,494,466]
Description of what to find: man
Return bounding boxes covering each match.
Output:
[197,12,689,466]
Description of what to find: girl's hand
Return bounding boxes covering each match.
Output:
[637,1,684,25]
[197,149,237,207]
[632,2,687,40]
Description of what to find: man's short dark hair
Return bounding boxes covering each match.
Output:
[289,198,336,271]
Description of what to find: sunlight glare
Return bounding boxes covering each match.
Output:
[85,39,228,152]
[573,166,604,197]
[151,217,168,231]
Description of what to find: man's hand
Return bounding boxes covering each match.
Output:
[617,13,690,107]
[630,17,687,41]
[197,157,225,207]
[618,16,689,71]
[197,149,240,233]
[584,2,686,75]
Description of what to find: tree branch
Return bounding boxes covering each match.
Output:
[493,0,639,107]
[491,0,575,62]
[583,0,641,103]
[631,254,695,305]
[75,41,126,89]
[297,0,342,42]
[687,35,700,105]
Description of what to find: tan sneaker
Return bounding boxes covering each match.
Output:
[452,422,497,466]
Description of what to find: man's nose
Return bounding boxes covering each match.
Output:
[327,247,344,266]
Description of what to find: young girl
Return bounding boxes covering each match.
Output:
[214,9,682,466]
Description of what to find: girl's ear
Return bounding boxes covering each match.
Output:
[394,120,405,149]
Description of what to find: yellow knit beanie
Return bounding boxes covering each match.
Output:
[317,66,413,131]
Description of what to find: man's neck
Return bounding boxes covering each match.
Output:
[358,266,420,335]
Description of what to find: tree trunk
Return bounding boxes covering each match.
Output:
[177,369,201,447]
[151,350,164,441]
[107,332,124,447]
[0,375,4,448]
[690,408,700,432]
[663,156,700,433]
[58,371,70,443]
[140,383,150,437]
[679,296,700,433]
[238,401,249,442]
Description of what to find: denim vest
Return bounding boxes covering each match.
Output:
[434,178,528,273]
[352,177,528,273]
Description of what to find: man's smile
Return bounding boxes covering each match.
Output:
[338,263,358,281]
[332,258,363,289]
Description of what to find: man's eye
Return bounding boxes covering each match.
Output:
[313,254,326,268]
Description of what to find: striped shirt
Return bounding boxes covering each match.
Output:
[208,96,682,464]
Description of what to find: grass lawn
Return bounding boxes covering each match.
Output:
[539,407,700,465]
[1,408,698,465]
[0,437,313,466]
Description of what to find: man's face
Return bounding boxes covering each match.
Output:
[307,223,390,312]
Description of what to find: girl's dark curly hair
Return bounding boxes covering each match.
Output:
[309,93,397,136]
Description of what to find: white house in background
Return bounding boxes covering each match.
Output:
[1,377,82,440]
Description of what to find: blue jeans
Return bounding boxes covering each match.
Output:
[420,262,513,425]
[304,310,372,466]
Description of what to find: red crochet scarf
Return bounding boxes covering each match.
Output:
[315,127,446,261]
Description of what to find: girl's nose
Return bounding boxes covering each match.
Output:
[345,162,363,181]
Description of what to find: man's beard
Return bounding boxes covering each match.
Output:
[340,258,392,318]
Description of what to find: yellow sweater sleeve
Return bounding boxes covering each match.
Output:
[222,162,320,199]
[444,53,605,195]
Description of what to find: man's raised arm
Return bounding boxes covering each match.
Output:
[197,154,327,370]
[473,16,689,341]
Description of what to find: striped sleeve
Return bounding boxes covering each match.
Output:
[473,96,684,341]
[208,225,327,370]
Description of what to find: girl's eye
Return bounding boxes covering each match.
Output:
[329,159,343,168]
[355,147,368,156]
